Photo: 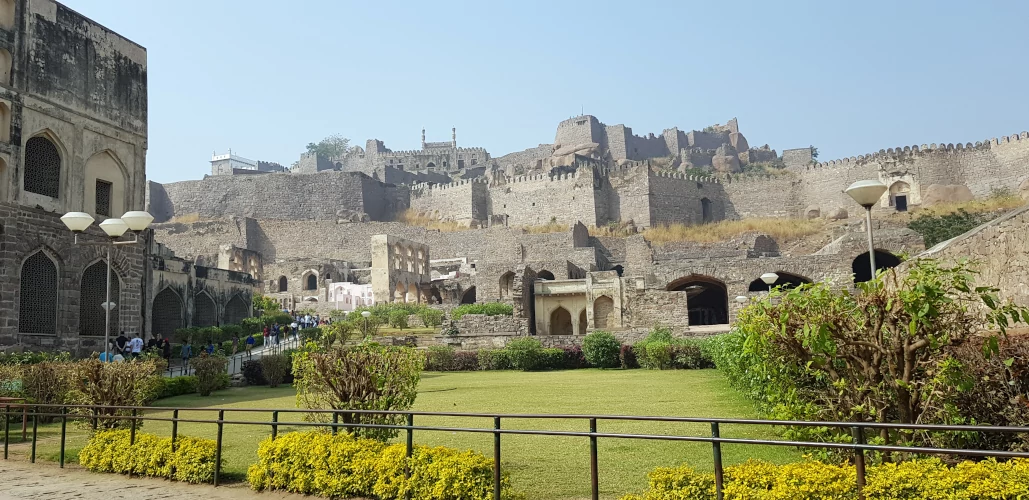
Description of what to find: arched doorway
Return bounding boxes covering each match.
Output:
[152,288,184,340]
[499,271,515,299]
[305,273,318,291]
[278,276,288,292]
[461,286,476,304]
[667,275,728,326]
[852,250,902,283]
[747,272,812,292]
[889,181,911,212]
[224,295,250,325]
[550,307,573,335]
[537,270,555,281]
[429,286,443,305]
[193,292,217,327]
[79,260,119,337]
[593,296,614,329]
[701,198,713,223]
[578,310,587,335]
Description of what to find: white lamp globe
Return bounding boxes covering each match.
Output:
[99,218,129,238]
[361,311,372,319]
[735,295,748,304]
[121,211,154,232]
[845,180,888,208]
[60,212,95,233]
[760,272,779,285]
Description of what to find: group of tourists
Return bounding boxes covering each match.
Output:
[100,332,173,363]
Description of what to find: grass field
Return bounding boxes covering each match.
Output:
[8,369,798,499]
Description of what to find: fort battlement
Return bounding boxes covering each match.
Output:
[378,146,490,157]
[794,131,1029,172]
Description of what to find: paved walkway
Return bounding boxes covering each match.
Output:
[0,459,309,500]
[166,336,302,377]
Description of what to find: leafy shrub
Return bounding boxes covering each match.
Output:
[619,344,638,369]
[259,354,291,388]
[299,327,323,343]
[0,351,71,365]
[0,364,21,398]
[418,308,444,327]
[542,348,566,370]
[619,458,1029,500]
[425,346,456,371]
[506,337,546,371]
[633,329,713,370]
[293,343,422,441]
[158,376,198,398]
[191,355,228,396]
[247,431,518,500]
[478,349,511,370]
[451,303,514,321]
[387,310,409,329]
[78,429,219,484]
[583,331,621,368]
[20,361,71,408]
[67,359,164,428]
[453,351,479,371]
[241,360,266,386]
[908,208,991,248]
[558,345,589,369]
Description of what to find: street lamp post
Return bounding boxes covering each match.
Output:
[361,310,372,337]
[61,210,154,362]
[845,180,889,280]
[760,272,779,293]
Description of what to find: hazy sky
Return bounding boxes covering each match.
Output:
[62,0,1029,183]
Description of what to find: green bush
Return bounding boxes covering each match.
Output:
[67,359,165,428]
[259,354,291,388]
[425,346,457,371]
[158,376,198,398]
[387,310,409,329]
[293,343,422,441]
[20,361,71,408]
[506,337,545,371]
[300,327,323,343]
[0,351,71,365]
[191,355,228,396]
[418,308,445,327]
[582,331,621,368]
[633,329,713,370]
[477,349,512,370]
[246,431,518,499]
[451,303,514,321]
[78,429,219,483]
[619,458,1029,500]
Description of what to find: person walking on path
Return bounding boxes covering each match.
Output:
[245,334,255,357]
[231,335,239,356]
[162,338,172,362]
[129,333,144,358]
[181,340,193,370]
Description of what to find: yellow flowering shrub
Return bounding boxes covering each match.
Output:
[246,430,519,500]
[78,429,218,484]
[619,458,1029,500]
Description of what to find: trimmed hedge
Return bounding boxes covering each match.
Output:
[158,376,198,399]
[78,429,219,484]
[247,431,518,500]
[450,303,514,321]
[620,458,1029,500]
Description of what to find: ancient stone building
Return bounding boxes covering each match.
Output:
[339,128,490,181]
[0,0,148,354]
[371,235,431,304]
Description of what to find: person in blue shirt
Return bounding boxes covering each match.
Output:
[181,341,193,367]
[206,342,216,355]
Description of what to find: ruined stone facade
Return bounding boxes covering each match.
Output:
[339,128,490,182]
[0,0,148,354]
[371,235,431,304]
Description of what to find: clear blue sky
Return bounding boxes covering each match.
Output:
[63,0,1029,183]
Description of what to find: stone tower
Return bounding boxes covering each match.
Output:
[421,128,426,149]
[452,127,457,148]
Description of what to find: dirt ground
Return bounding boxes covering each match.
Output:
[0,459,310,500]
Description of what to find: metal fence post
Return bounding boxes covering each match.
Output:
[590,418,599,500]
[59,407,67,468]
[29,410,37,463]
[493,416,501,500]
[271,411,279,440]
[406,413,414,500]
[171,409,179,452]
[332,411,339,435]
[130,408,137,445]
[712,422,724,500]
[3,404,9,460]
[214,409,224,486]
[853,426,866,498]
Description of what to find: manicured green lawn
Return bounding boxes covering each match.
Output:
[13,369,798,499]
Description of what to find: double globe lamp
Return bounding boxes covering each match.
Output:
[60,210,154,362]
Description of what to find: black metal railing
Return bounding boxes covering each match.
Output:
[4,402,1029,500]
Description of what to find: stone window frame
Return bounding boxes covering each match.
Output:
[23,134,62,199]
[95,179,113,217]
[18,249,60,336]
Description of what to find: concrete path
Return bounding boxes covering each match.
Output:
[166,336,302,377]
[0,459,310,500]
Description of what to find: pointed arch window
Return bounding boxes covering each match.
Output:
[24,136,61,198]
[20,251,58,334]
[80,260,120,336]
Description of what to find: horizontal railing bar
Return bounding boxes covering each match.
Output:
[9,403,1029,434]
[14,408,1029,459]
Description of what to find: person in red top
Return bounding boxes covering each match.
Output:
[263,326,270,347]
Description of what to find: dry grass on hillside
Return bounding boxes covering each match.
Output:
[521,221,569,234]
[168,213,201,224]
[643,218,824,244]
[911,192,1026,218]
[397,209,470,232]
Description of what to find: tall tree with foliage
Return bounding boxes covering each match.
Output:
[306,134,351,159]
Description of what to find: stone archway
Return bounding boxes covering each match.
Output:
[537,270,555,281]
[499,271,515,299]
[550,307,573,335]
[460,286,477,305]
[593,296,614,329]
[578,310,587,335]
[747,272,812,292]
[667,274,728,326]
[152,288,184,340]
[852,250,902,283]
